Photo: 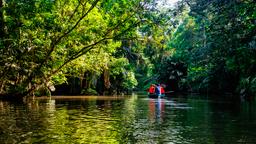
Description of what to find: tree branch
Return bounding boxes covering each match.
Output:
[48,19,142,78]
[66,0,83,23]
[38,0,100,70]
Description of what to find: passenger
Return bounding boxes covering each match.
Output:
[155,84,161,96]
[160,84,165,94]
[148,84,156,94]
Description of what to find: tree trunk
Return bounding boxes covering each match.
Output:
[0,0,7,39]
[0,0,4,38]
[0,80,5,94]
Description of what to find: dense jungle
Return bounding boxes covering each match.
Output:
[0,0,255,100]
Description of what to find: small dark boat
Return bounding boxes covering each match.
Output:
[148,91,174,98]
[148,93,165,98]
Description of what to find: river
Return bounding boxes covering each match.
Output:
[0,94,256,143]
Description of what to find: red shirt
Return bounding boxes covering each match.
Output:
[148,86,155,93]
[160,87,165,93]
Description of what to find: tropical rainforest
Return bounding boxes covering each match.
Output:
[0,0,255,100]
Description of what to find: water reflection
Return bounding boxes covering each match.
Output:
[0,96,256,143]
[148,98,165,123]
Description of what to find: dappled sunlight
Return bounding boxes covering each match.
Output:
[0,95,256,143]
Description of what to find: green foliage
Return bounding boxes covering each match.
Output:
[187,66,207,91]
[160,0,256,97]
[109,57,138,91]
[0,0,155,97]
[81,88,98,95]
[1,0,254,99]
[238,76,256,98]
[122,71,138,89]
[51,72,67,85]
[190,0,255,95]
[158,57,187,91]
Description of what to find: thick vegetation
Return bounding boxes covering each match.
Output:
[172,0,256,99]
[0,0,255,100]
[0,0,148,97]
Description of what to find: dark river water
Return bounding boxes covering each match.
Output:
[0,94,256,144]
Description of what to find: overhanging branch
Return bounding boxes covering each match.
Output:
[38,0,100,70]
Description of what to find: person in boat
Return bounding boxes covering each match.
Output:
[155,84,161,96]
[160,84,165,94]
[148,84,156,94]
[155,84,165,97]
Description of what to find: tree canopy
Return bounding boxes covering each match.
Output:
[0,0,255,100]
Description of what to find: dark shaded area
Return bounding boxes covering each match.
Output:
[158,58,188,92]
[52,77,81,95]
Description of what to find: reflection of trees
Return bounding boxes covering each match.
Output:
[208,101,256,143]
[39,99,126,143]
[0,100,51,143]
[0,97,150,143]
[179,98,215,143]
[116,94,138,143]
[32,97,139,143]
[174,98,256,144]
[2,97,256,143]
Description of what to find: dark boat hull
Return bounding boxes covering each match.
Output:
[148,93,165,98]
[148,91,174,98]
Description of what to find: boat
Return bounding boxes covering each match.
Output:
[148,93,165,98]
[148,91,174,98]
